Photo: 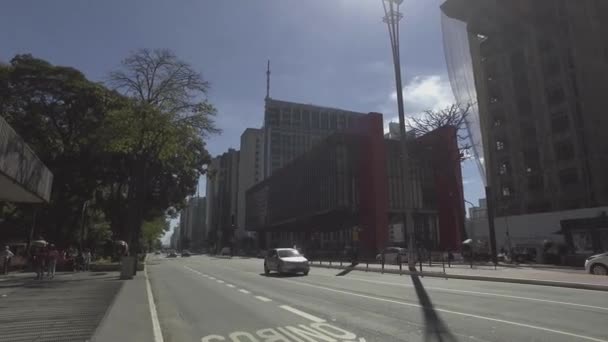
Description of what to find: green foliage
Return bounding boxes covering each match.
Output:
[0,51,218,249]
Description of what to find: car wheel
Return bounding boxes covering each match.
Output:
[264,263,270,275]
[591,264,608,275]
[303,270,309,276]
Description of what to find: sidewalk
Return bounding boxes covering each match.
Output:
[310,260,608,291]
[0,271,122,342]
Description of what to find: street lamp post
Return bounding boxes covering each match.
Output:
[382,0,416,271]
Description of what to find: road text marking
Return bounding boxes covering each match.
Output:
[282,279,607,342]
[279,305,326,323]
[254,296,272,302]
[201,323,364,342]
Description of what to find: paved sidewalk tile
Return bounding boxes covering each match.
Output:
[0,272,122,342]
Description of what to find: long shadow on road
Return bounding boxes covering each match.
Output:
[410,273,458,342]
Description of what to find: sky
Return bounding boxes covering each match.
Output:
[0,0,484,243]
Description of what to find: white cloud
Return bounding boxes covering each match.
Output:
[381,75,455,128]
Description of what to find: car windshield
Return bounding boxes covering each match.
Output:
[278,250,300,258]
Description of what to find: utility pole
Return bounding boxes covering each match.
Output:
[381,0,416,271]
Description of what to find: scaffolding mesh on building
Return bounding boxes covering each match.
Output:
[441,11,486,186]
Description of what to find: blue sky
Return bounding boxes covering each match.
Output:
[1,0,484,242]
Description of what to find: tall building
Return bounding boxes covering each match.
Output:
[237,128,264,235]
[442,0,608,216]
[179,196,207,249]
[206,149,240,248]
[263,98,366,177]
[442,0,608,254]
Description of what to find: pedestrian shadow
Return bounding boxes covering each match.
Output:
[335,263,359,276]
[410,273,457,342]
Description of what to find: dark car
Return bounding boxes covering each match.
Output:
[181,250,191,257]
[167,251,178,258]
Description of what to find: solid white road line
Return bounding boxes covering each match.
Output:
[145,267,165,342]
[226,284,236,288]
[345,276,608,311]
[238,289,251,294]
[279,305,326,323]
[282,279,607,342]
[254,296,272,302]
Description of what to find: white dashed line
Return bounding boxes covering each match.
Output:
[226,284,236,288]
[209,277,216,280]
[216,280,225,284]
[279,305,326,323]
[254,296,272,302]
[282,279,607,342]
[238,289,251,294]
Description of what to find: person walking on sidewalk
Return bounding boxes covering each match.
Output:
[46,244,59,279]
[32,246,47,280]
[83,249,92,271]
[1,245,14,275]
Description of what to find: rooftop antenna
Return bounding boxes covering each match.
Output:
[265,59,271,100]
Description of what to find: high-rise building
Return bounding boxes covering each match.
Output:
[442,0,608,216]
[179,196,207,249]
[206,149,239,248]
[237,128,264,235]
[263,98,366,177]
[442,0,608,254]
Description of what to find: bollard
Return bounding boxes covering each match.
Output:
[381,255,385,274]
[340,259,343,267]
[366,261,369,272]
[442,255,446,274]
[399,258,402,275]
[329,259,332,266]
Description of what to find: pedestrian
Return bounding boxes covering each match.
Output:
[46,244,59,279]
[32,246,46,280]
[83,249,92,271]
[1,245,14,275]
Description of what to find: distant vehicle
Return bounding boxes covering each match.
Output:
[220,247,231,256]
[167,251,178,258]
[264,248,309,275]
[585,252,608,275]
[376,247,408,264]
[181,250,191,257]
[154,251,161,255]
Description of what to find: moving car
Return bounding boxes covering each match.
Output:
[376,247,408,264]
[220,247,231,256]
[181,250,191,257]
[264,248,309,275]
[167,251,178,258]
[584,252,608,275]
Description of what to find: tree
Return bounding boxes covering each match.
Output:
[141,217,169,252]
[0,55,127,246]
[409,103,472,161]
[106,49,219,254]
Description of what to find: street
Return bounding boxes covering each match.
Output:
[147,255,608,342]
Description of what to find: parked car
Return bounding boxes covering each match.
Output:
[220,247,231,256]
[376,247,408,264]
[584,252,608,275]
[181,250,191,257]
[167,251,178,258]
[264,248,309,275]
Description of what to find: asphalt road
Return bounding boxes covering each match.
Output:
[146,255,608,342]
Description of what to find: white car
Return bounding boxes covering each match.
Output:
[264,248,310,275]
[584,252,608,275]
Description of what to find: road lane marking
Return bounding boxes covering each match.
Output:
[226,284,236,288]
[238,289,251,294]
[279,305,326,323]
[209,276,216,280]
[254,295,272,302]
[344,276,608,311]
[145,267,165,342]
[216,280,225,284]
[282,279,607,342]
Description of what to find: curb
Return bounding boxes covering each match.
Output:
[310,264,608,292]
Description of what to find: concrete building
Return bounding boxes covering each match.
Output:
[237,128,264,240]
[0,115,53,203]
[442,0,608,255]
[246,113,465,255]
[206,149,239,249]
[178,196,206,250]
[263,98,366,178]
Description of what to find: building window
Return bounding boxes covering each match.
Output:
[558,168,579,186]
[502,186,512,197]
[494,118,502,127]
[551,115,570,134]
[554,140,575,161]
[499,161,510,175]
[496,140,505,151]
